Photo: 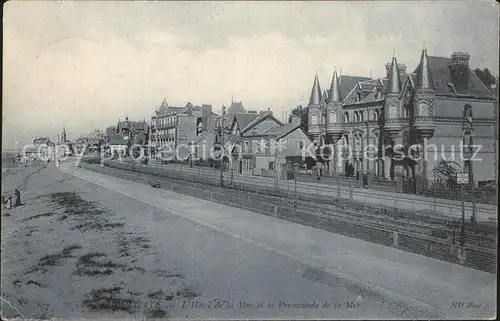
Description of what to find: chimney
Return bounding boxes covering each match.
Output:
[202,104,212,118]
[449,52,471,92]
[291,115,301,126]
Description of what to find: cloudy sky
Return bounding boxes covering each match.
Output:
[3,1,499,148]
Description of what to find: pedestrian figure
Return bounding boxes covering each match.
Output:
[14,189,21,207]
[5,197,12,210]
[363,174,368,187]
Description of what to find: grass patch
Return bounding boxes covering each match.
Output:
[175,286,198,299]
[39,244,82,266]
[83,285,138,314]
[21,212,55,222]
[75,252,124,277]
[148,290,164,299]
[26,280,44,287]
[122,266,146,274]
[153,269,183,279]
[78,252,107,265]
[145,308,168,319]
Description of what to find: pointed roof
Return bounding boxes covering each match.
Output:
[387,56,401,94]
[329,71,342,102]
[309,75,322,106]
[159,98,168,112]
[227,101,246,120]
[415,48,433,90]
[322,89,328,105]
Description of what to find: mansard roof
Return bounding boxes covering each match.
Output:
[412,56,493,98]
[336,75,372,102]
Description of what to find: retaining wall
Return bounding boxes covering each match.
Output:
[81,160,496,274]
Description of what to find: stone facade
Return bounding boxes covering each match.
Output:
[151,99,217,160]
[306,49,496,191]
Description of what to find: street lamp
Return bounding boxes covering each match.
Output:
[219,105,226,187]
[444,160,467,246]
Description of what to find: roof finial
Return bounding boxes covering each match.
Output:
[392,49,396,58]
[340,68,342,76]
[423,41,426,50]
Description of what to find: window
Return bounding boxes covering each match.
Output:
[418,103,428,117]
[311,114,318,125]
[360,111,364,122]
[299,141,304,150]
[344,112,349,123]
[374,110,379,121]
[329,111,337,124]
[389,105,397,118]
[463,105,473,122]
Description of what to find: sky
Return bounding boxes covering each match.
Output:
[3,1,499,149]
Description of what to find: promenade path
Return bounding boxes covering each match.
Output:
[125,160,497,223]
[63,161,495,319]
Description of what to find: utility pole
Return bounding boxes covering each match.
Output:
[219,105,226,187]
[274,143,279,190]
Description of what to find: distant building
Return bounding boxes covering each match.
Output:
[306,49,496,191]
[222,108,313,175]
[151,99,217,160]
[116,116,150,146]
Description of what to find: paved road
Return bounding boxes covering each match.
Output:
[61,161,496,319]
[119,160,497,222]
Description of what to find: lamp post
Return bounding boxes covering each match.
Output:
[219,105,226,187]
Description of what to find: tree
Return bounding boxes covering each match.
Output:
[474,68,497,89]
[433,159,459,189]
[288,105,308,132]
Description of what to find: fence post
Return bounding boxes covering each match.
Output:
[393,231,398,248]
[349,180,353,203]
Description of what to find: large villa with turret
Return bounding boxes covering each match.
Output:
[306,48,496,193]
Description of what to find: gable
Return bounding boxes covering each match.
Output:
[241,113,283,135]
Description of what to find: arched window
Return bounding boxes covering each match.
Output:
[329,111,337,124]
[196,118,203,136]
[374,109,379,121]
[311,114,318,125]
[360,111,364,122]
[463,104,473,126]
[344,112,349,123]
[389,106,397,119]
[418,102,429,117]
